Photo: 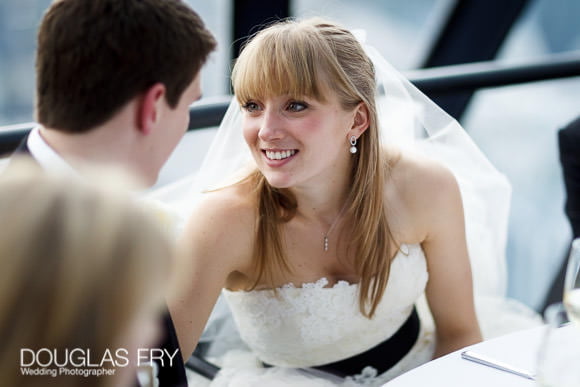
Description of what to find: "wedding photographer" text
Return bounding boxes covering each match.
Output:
[20,347,179,377]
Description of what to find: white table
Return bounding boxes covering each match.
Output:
[384,326,547,387]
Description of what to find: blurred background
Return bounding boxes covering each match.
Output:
[0,0,579,312]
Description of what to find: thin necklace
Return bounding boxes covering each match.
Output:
[323,200,349,252]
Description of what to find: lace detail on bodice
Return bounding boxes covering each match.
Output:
[223,244,428,368]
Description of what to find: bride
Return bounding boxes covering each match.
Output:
[166,17,540,385]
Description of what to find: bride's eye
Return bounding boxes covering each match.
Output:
[242,101,260,112]
[287,101,307,112]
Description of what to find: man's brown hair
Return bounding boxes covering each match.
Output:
[36,0,216,133]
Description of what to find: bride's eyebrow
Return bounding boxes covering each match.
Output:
[239,96,260,105]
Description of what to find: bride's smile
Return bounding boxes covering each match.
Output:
[263,149,298,161]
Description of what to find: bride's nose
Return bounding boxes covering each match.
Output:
[258,108,285,142]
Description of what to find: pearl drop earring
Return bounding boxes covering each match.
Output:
[349,135,357,154]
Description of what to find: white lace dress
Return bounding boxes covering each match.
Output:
[212,244,436,386]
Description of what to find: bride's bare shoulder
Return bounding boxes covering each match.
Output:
[182,180,256,267]
[189,179,256,229]
[387,151,458,196]
[385,150,461,240]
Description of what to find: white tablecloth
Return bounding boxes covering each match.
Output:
[384,326,546,387]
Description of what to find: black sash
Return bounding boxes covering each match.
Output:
[263,306,420,377]
[313,306,420,377]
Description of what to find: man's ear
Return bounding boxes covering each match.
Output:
[348,102,370,138]
[138,83,166,135]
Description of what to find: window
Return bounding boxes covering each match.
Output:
[292,0,455,69]
[0,0,52,126]
[186,1,232,96]
[464,0,580,309]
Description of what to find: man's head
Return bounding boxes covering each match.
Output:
[35,0,216,133]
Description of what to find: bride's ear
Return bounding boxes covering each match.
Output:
[349,102,370,138]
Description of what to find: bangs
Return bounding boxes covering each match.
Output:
[233,25,329,104]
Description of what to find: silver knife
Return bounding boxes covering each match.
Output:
[461,350,536,381]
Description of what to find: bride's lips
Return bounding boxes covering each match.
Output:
[261,148,299,167]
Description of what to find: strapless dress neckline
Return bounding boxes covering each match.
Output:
[229,243,420,293]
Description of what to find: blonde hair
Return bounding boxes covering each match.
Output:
[0,160,172,387]
[232,18,394,318]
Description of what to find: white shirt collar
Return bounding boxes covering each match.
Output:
[27,126,80,177]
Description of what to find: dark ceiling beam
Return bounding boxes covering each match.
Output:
[410,51,580,93]
[232,0,290,59]
[423,0,531,120]
[5,51,580,155]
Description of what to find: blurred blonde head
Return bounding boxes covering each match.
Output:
[0,159,173,387]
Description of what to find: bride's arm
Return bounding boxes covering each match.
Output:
[402,158,482,358]
[168,189,255,361]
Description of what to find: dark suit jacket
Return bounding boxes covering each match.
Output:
[559,115,580,238]
[543,116,580,311]
[11,135,188,386]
